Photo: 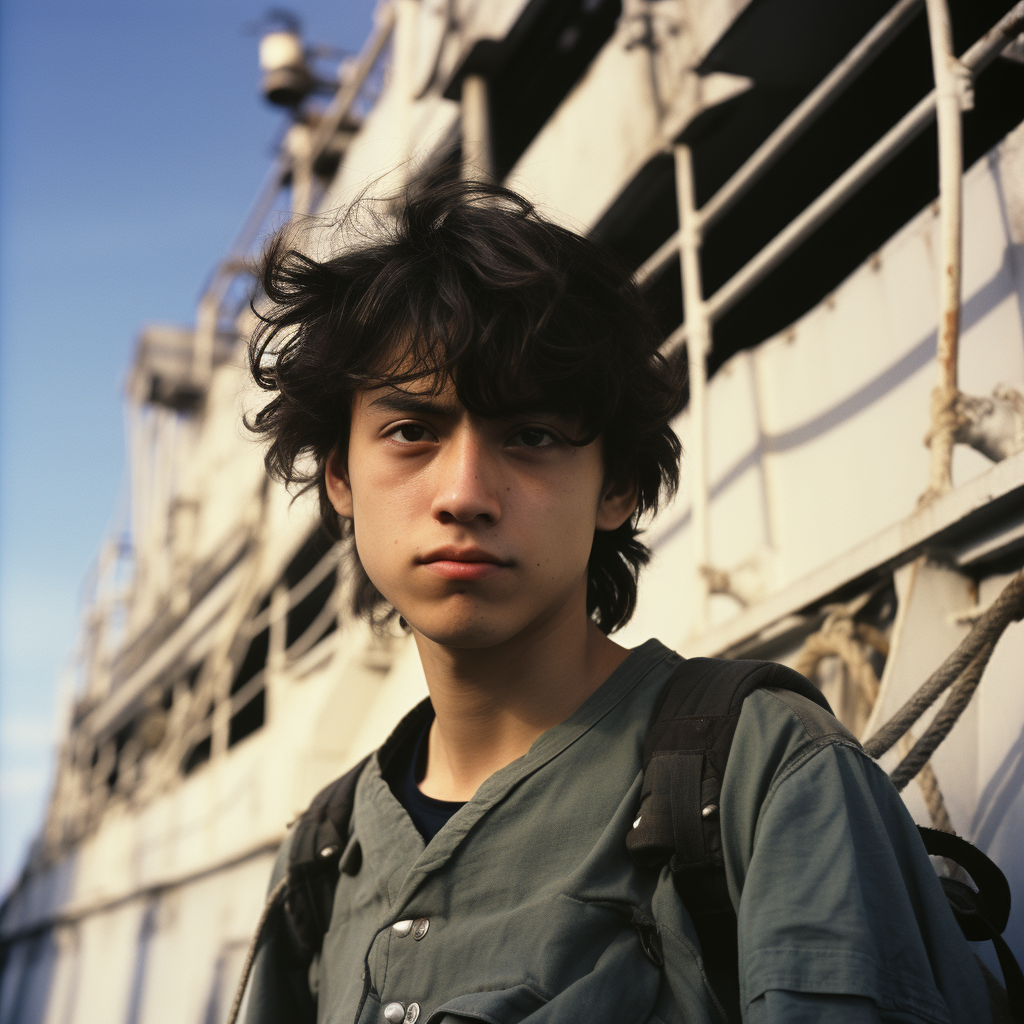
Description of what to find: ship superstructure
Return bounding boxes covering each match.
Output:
[3,1,1024,1021]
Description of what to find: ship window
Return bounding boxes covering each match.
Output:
[228,690,265,747]
[489,0,622,180]
[231,629,269,695]
[183,735,212,775]
[286,568,337,647]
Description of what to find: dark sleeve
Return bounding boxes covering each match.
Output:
[722,689,990,1024]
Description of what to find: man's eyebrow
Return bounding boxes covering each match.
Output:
[367,392,459,417]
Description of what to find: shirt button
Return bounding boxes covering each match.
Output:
[405,1004,421,1024]
[412,918,429,940]
[391,919,413,937]
[383,1002,406,1023]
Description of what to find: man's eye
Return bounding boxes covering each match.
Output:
[389,424,432,443]
[511,427,555,448]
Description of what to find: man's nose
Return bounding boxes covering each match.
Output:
[430,430,502,525]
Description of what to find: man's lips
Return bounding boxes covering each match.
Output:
[418,547,510,581]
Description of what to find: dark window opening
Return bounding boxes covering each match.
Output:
[231,629,268,695]
[183,736,211,775]
[592,0,1024,382]
[107,723,134,790]
[186,662,203,690]
[312,617,338,647]
[707,59,1024,373]
[229,690,265,747]
[287,570,338,647]
[283,527,336,589]
[488,0,622,180]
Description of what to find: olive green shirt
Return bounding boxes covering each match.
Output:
[254,639,988,1024]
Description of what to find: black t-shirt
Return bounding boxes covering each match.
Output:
[386,711,465,841]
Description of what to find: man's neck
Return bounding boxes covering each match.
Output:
[411,598,630,802]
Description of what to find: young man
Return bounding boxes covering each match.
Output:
[243,176,987,1023]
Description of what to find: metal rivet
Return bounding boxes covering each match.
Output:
[412,918,429,940]
[383,1002,406,1023]
[391,919,413,937]
[632,816,642,829]
[404,1004,421,1024]
[319,844,338,858]
[701,803,718,818]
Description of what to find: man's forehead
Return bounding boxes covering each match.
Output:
[357,380,571,423]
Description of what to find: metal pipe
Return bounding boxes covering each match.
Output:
[288,123,315,217]
[922,0,965,499]
[307,4,397,165]
[674,144,712,634]
[190,5,398,387]
[461,74,493,179]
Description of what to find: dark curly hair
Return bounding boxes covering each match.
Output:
[248,174,684,633]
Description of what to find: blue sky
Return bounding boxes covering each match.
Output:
[0,0,377,896]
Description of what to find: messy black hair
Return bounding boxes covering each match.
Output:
[248,174,684,634]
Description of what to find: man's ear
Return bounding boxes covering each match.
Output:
[324,448,354,519]
[596,475,639,532]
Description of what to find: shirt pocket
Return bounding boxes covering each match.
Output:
[424,921,661,1024]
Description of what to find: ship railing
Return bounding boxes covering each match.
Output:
[637,0,1024,634]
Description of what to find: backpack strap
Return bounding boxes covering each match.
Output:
[283,754,371,958]
[918,828,1024,1021]
[627,657,832,1022]
[627,657,830,875]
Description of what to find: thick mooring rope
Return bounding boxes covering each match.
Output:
[865,568,1024,762]
[886,638,997,793]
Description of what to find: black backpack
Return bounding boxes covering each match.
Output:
[252,657,1022,1023]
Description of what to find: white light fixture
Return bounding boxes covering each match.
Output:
[259,27,313,107]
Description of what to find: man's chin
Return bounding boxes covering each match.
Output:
[406,609,524,651]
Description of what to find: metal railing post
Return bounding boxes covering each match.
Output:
[674,143,712,633]
[922,0,967,501]
[462,74,494,180]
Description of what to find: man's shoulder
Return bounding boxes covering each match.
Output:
[751,685,858,744]
[726,681,867,805]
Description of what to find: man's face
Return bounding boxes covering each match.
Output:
[325,378,637,649]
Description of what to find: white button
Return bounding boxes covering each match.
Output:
[412,918,429,941]
[383,1002,406,1023]
[391,919,413,937]
[405,1004,421,1024]
[633,816,642,829]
